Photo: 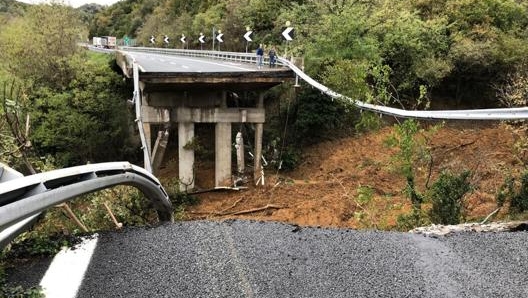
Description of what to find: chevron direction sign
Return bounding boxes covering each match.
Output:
[282,27,294,41]
[163,35,169,44]
[199,33,205,43]
[149,35,155,44]
[216,33,224,43]
[180,34,186,43]
[244,31,252,42]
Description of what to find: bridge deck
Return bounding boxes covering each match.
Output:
[117,50,295,90]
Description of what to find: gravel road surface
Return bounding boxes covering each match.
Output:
[76,220,528,298]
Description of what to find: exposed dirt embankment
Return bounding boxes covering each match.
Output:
[166,121,527,229]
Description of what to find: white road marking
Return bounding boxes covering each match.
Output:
[40,235,98,298]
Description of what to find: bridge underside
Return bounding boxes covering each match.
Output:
[137,69,294,190]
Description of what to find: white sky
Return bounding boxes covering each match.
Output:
[17,0,121,8]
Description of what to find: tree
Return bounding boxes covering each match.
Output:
[30,54,133,167]
[0,4,85,90]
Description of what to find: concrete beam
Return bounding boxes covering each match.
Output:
[178,123,195,191]
[215,123,232,187]
[141,106,265,124]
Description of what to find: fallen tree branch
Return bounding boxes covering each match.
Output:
[480,207,501,224]
[442,140,476,154]
[229,204,285,215]
[188,204,285,216]
[219,197,245,214]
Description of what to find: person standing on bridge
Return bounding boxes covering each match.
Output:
[256,44,264,69]
[268,46,277,68]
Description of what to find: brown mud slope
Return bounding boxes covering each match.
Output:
[166,121,527,230]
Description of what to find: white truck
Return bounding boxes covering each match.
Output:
[92,37,103,47]
[92,36,117,49]
[101,36,117,49]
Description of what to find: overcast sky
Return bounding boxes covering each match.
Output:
[18,0,121,8]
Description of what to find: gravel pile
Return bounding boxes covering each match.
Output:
[76,220,528,298]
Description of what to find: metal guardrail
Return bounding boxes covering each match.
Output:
[121,46,528,120]
[0,162,173,248]
[120,46,287,67]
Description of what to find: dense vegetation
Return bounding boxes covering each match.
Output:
[0,3,135,172]
[90,0,528,108]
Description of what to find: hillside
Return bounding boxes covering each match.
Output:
[179,121,526,230]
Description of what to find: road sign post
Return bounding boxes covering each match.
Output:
[199,33,205,50]
[282,21,294,58]
[216,30,223,51]
[180,34,186,49]
[244,27,252,53]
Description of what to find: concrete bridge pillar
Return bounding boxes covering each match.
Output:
[215,123,232,187]
[254,92,265,185]
[215,91,232,187]
[178,122,195,191]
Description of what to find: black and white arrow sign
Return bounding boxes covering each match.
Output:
[149,35,155,44]
[282,27,294,41]
[163,35,169,44]
[180,35,186,43]
[216,33,224,43]
[198,34,205,43]
[244,31,252,42]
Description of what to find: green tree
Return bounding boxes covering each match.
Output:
[30,54,133,167]
[0,4,85,90]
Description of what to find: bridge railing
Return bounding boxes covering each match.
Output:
[120,46,288,67]
[0,162,174,248]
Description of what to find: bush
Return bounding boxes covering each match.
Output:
[497,171,528,215]
[428,170,472,225]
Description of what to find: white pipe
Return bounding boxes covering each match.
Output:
[133,61,153,173]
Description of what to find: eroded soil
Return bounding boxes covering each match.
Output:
[161,121,528,230]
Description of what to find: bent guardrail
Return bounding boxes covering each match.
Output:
[0,162,173,248]
[120,46,528,120]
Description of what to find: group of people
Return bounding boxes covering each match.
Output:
[256,44,277,69]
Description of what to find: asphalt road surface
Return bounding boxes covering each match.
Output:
[6,220,528,297]
[73,220,528,298]
[126,52,260,73]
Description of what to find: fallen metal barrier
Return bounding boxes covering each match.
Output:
[0,162,173,248]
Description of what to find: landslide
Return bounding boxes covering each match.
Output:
[164,121,528,230]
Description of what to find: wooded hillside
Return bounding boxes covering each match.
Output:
[89,0,528,107]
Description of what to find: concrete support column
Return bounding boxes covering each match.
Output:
[143,123,152,160]
[151,109,171,175]
[215,90,232,187]
[215,123,232,187]
[254,92,265,185]
[178,122,195,191]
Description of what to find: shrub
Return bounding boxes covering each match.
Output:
[510,172,528,213]
[428,170,472,225]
